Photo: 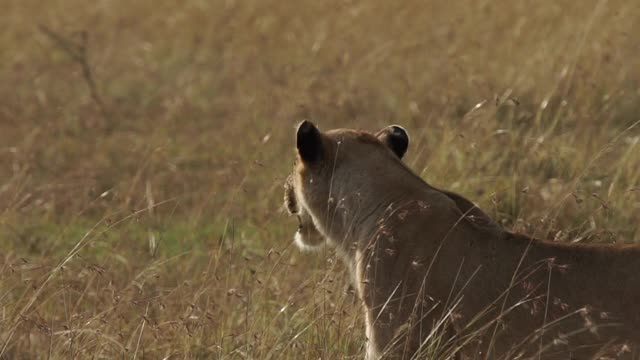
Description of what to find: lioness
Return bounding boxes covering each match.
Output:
[284,121,640,360]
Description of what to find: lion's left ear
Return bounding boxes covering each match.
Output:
[375,125,409,159]
[297,120,323,163]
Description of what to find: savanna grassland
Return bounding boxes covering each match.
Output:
[1,0,639,358]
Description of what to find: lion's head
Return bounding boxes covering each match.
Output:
[283,120,410,251]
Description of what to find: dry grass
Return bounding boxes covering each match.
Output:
[1,0,639,358]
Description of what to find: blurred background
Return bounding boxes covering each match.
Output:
[1,0,639,358]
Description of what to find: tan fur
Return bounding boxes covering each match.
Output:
[284,123,640,359]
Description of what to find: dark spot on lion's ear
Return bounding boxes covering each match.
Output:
[376,125,409,159]
[296,120,323,163]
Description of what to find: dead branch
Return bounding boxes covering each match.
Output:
[38,25,111,124]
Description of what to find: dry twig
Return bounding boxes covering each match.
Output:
[38,25,111,124]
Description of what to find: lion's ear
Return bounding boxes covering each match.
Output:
[296,120,323,163]
[376,125,409,159]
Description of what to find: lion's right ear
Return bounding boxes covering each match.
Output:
[376,125,409,159]
[296,120,322,163]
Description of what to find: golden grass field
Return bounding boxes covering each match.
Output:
[1,0,639,358]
